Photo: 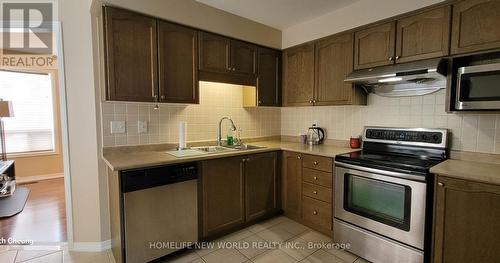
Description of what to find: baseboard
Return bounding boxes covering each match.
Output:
[17,173,64,184]
[71,240,111,252]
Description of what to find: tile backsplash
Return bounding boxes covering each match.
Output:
[101,81,281,147]
[281,90,500,154]
[101,85,500,154]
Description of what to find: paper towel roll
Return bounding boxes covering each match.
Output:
[179,121,187,149]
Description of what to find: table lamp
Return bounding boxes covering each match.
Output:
[0,100,14,161]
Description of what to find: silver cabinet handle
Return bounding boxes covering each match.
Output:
[438,182,444,187]
[313,176,318,180]
[313,191,318,195]
[388,57,394,61]
[313,161,319,165]
[313,211,318,215]
[395,56,400,60]
[297,155,301,159]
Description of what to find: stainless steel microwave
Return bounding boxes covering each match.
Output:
[456,62,500,110]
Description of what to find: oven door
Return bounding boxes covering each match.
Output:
[456,63,500,110]
[334,163,426,249]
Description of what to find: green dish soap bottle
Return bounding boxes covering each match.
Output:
[227,128,234,145]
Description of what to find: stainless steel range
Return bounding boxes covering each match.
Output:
[334,127,448,263]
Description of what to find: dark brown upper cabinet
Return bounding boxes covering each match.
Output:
[283,42,315,106]
[354,22,396,70]
[283,35,366,107]
[396,6,451,63]
[451,0,500,55]
[433,176,500,263]
[104,7,158,102]
[158,21,198,103]
[104,7,199,104]
[199,32,258,75]
[315,33,365,106]
[231,40,258,75]
[198,32,231,73]
[257,47,281,106]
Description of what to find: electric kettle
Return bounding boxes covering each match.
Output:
[307,124,325,145]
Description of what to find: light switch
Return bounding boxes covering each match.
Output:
[138,121,148,134]
[111,121,126,134]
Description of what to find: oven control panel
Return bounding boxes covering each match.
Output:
[365,128,443,144]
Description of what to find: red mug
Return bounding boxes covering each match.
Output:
[350,136,361,148]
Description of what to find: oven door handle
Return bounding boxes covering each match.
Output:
[334,161,426,182]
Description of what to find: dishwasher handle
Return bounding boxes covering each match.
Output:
[121,163,198,193]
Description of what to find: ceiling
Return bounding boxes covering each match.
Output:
[196,0,358,30]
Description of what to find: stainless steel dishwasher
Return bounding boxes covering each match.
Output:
[121,163,198,263]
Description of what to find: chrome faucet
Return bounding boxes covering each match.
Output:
[217,116,237,146]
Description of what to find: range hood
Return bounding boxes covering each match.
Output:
[345,58,448,97]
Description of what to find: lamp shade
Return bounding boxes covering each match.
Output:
[0,101,14,117]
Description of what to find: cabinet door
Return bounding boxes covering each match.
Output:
[231,40,258,75]
[283,43,315,106]
[282,151,303,221]
[315,33,355,105]
[158,21,198,103]
[202,157,244,238]
[354,22,396,70]
[199,32,231,73]
[257,48,281,106]
[245,152,277,222]
[451,0,500,55]
[104,7,157,102]
[396,6,451,63]
[433,176,500,263]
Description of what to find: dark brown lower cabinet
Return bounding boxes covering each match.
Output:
[202,152,278,239]
[202,157,244,238]
[245,152,278,222]
[433,176,500,263]
[282,151,303,221]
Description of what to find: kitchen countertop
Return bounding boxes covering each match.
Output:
[103,140,357,171]
[430,159,500,186]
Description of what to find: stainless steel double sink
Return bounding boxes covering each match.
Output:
[190,144,265,153]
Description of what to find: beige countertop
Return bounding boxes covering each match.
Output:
[431,159,500,185]
[103,140,357,171]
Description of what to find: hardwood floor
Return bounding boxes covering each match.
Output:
[0,178,66,243]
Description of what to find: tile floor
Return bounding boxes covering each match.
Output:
[163,216,370,263]
[0,245,113,263]
[0,216,370,263]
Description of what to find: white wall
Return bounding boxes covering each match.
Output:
[59,0,105,243]
[282,0,445,48]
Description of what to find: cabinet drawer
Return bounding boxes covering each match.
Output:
[303,168,332,188]
[303,155,333,172]
[303,182,332,203]
[302,196,332,231]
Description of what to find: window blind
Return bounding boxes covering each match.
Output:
[0,70,55,154]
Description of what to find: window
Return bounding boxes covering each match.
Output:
[0,70,55,154]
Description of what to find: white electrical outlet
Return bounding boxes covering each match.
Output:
[111,121,126,134]
[138,121,148,134]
